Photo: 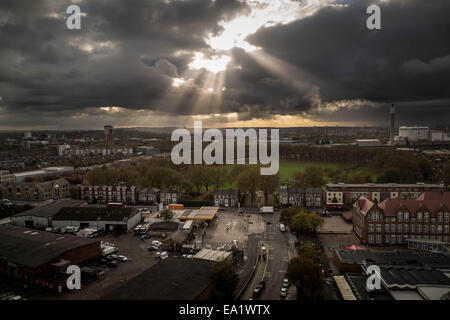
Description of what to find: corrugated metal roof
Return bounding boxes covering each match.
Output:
[333,276,357,300]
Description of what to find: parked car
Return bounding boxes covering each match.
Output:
[155,252,161,258]
[107,261,118,268]
[159,251,168,260]
[280,287,288,298]
[141,235,150,240]
[147,246,158,251]
[152,240,162,247]
[282,279,289,288]
[117,255,128,262]
[110,254,118,260]
[239,209,245,214]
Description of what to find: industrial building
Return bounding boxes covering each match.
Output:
[0,225,101,292]
[104,257,214,300]
[13,167,74,182]
[0,170,15,184]
[398,126,429,142]
[52,207,141,232]
[355,139,381,147]
[12,199,86,228]
[193,248,232,262]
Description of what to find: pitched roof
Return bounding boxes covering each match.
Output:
[378,195,450,216]
[354,196,374,216]
[13,199,85,218]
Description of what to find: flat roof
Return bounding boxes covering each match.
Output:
[333,276,356,300]
[177,206,218,221]
[53,207,139,222]
[0,225,98,268]
[104,257,213,300]
[194,248,232,262]
[325,183,441,188]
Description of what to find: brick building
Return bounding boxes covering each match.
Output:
[78,184,136,204]
[323,183,443,208]
[353,191,450,245]
[279,186,322,207]
[213,189,239,207]
[0,178,70,201]
[138,188,160,204]
[160,188,181,205]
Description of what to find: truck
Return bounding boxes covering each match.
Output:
[260,206,274,214]
[168,204,184,210]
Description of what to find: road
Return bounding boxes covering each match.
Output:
[241,211,297,300]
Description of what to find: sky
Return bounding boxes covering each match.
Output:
[0,0,449,130]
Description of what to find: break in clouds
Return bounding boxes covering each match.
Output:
[0,0,449,129]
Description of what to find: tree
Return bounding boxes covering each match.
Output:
[287,244,323,300]
[210,167,226,190]
[210,260,239,300]
[290,210,323,233]
[237,167,260,207]
[159,209,174,220]
[259,173,280,205]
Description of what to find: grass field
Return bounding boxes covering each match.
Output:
[278,160,342,183]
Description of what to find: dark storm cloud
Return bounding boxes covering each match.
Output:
[0,0,449,128]
[247,0,450,122]
[0,0,249,119]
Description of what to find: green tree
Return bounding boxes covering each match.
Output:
[259,173,280,205]
[290,210,323,233]
[237,167,260,207]
[159,209,174,220]
[210,260,239,300]
[287,244,323,300]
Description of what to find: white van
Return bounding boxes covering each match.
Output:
[279,224,286,232]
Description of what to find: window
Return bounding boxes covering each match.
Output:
[445,225,449,234]
[431,225,435,233]
[424,212,429,223]
[369,224,374,232]
[424,225,428,233]
[411,224,415,233]
[397,212,403,222]
[391,224,396,232]
[445,213,449,223]
[404,224,409,233]
[369,235,374,243]
[417,212,422,222]
[376,235,382,243]
[376,224,382,232]
[438,212,443,223]
[418,225,422,233]
[437,225,442,233]
[385,224,390,232]
[404,212,409,221]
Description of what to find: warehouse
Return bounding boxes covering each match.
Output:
[12,198,86,228]
[104,257,214,300]
[0,225,100,292]
[52,207,141,232]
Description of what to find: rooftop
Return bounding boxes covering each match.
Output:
[0,225,99,268]
[53,207,138,222]
[194,248,232,262]
[104,257,213,300]
[13,199,86,218]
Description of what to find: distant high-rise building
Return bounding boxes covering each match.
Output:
[24,131,31,139]
[389,104,395,145]
[104,125,114,146]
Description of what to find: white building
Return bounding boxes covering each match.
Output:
[356,139,381,147]
[398,126,429,142]
[431,131,450,142]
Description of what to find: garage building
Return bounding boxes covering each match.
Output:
[52,207,141,232]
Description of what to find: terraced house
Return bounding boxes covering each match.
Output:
[0,178,69,201]
[353,191,450,245]
[78,184,136,204]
